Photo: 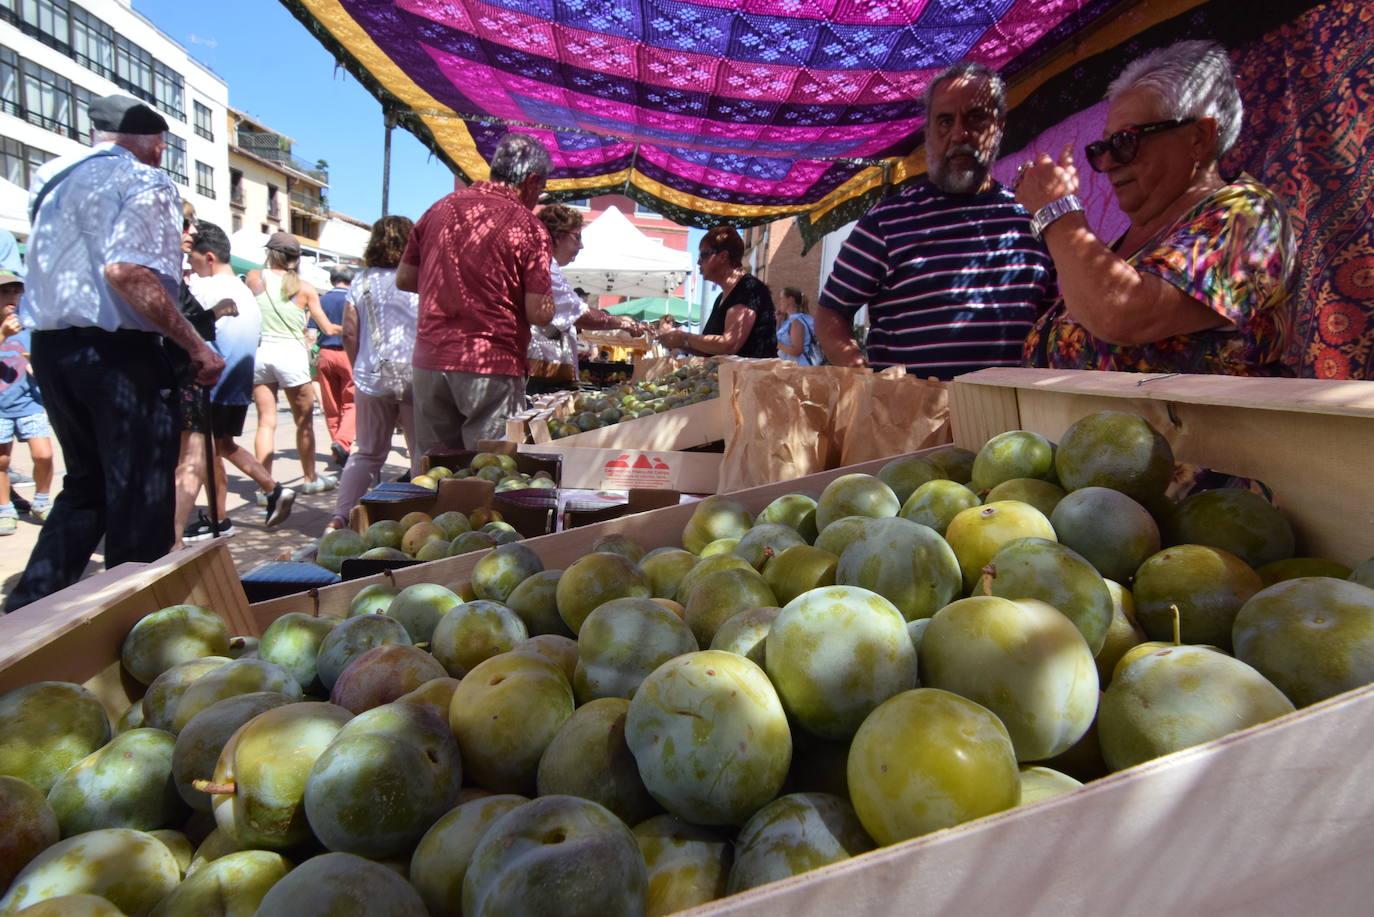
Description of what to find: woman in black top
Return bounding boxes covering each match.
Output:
[656,226,776,358]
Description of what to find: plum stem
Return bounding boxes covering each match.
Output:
[192,779,236,795]
[980,564,996,596]
[1169,603,1181,645]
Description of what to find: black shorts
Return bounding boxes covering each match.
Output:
[210,403,249,439]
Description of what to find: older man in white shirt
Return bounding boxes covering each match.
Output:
[6,94,223,612]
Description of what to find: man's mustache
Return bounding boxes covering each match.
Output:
[944,143,987,166]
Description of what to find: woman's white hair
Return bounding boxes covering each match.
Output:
[1107,39,1242,160]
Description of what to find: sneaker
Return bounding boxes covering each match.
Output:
[265,484,296,527]
[0,515,14,535]
[300,474,338,495]
[182,511,233,542]
[29,504,48,523]
[330,442,350,467]
[9,470,33,488]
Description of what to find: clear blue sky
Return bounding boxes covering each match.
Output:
[133,0,457,223]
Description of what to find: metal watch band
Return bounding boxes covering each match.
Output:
[1030,194,1084,239]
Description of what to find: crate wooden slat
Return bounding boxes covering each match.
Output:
[0,540,249,720]
[951,369,1374,566]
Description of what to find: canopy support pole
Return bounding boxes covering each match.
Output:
[381,108,396,216]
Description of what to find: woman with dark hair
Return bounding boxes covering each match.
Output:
[246,232,340,495]
[324,216,421,533]
[776,286,820,364]
[656,226,776,358]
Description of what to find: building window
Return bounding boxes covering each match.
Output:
[22,0,71,55]
[229,168,243,208]
[193,100,213,141]
[1,135,54,189]
[266,183,279,220]
[161,132,187,185]
[0,46,18,119]
[72,83,90,138]
[20,58,73,136]
[114,36,153,103]
[231,213,242,233]
[195,160,214,198]
[71,7,115,80]
[153,61,183,121]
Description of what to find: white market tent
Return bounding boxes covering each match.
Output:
[561,205,690,298]
[0,177,30,239]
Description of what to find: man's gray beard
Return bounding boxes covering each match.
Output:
[929,159,989,194]
[928,144,994,195]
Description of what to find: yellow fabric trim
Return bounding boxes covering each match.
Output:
[295,0,488,179]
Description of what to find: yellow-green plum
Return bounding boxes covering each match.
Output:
[626,651,791,826]
[846,688,1019,845]
[1098,645,1294,771]
[633,815,732,917]
[765,585,917,740]
[919,596,1098,761]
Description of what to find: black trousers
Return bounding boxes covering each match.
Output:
[5,328,178,612]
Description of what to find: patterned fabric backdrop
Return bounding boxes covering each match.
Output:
[1226,1,1374,379]
[282,0,1372,378]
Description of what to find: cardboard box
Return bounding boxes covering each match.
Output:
[529,394,726,451]
[524,392,727,492]
[349,477,556,540]
[519,442,724,492]
[6,369,1374,914]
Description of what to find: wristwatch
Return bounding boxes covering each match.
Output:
[1029,194,1083,239]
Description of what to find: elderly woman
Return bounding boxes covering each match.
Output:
[528,204,642,394]
[1017,40,1293,376]
[323,216,421,534]
[657,226,776,359]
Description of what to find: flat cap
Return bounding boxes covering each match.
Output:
[89,94,169,135]
[0,267,22,286]
[265,231,301,256]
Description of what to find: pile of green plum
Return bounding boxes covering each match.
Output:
[547,364,719,439]
[4,409,1373,916]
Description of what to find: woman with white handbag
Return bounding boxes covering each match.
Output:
[323,216,421,534]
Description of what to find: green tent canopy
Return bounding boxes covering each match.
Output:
[604,296,693,322]
[230,254,262,275]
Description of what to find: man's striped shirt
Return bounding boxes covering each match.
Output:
[819,180,1056,380]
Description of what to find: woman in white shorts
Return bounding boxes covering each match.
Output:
[246,232,340,495]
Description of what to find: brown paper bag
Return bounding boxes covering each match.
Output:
[717,361,847,491]
[838,368,951,465]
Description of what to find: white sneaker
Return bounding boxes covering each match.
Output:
[300,474,338,495]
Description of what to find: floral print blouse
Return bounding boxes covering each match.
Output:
[1023,176,1294,375]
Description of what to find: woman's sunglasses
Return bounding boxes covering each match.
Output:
[1085,118,1195,172]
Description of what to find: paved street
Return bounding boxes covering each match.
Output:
[0,399,413,604]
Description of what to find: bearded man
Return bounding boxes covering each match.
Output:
[815,63,1057,379]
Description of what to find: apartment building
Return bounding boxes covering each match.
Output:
[227,107,368,269]
[0,0,230,234]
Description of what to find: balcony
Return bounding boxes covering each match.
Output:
[290,190,328,218]
[235,130,328,184]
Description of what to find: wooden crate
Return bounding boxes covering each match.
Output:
[950,369,1374,565]
[7,369,1374,915]
[0,541,249,721]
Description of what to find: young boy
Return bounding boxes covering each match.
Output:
[0,268,54,534]
[185,221,294,538]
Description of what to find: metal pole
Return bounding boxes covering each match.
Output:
[201,388,220,538]
[381,109,395,216]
